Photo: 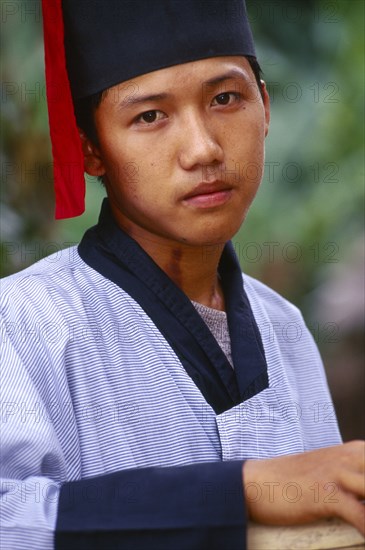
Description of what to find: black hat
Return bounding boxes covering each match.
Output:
[42,0,256,218]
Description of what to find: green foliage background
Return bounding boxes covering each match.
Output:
[1,0,364,440]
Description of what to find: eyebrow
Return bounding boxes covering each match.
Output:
[117,68,250,110]
[117,93,169,110]
[204,68,250,87]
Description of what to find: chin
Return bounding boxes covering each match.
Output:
[181,227,239,247]
[207,219,245,244]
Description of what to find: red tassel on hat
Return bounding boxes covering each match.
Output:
[41,0,85,219]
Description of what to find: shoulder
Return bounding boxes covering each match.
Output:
[242,272,303,323]
[1,246,91,318]
[241,272,317,352]
[2,245,80,285]
[241,272,325,391]
[0,246,144,348]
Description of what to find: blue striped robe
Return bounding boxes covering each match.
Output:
[0,204,341,549]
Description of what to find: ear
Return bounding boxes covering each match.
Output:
[260,80,271,137]
[78,129,106,176]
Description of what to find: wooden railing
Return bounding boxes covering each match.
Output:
[248,518,365,550]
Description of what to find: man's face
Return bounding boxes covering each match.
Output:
[85,56,270,248]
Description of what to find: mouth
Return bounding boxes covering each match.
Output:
[182,181,233,208]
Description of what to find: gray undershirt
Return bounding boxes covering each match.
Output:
[192,301,233,368]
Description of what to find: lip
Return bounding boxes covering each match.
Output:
[182,181,233,208]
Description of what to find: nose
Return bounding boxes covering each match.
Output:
[178,112,224,170]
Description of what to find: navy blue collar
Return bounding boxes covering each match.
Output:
[78,199,268,413]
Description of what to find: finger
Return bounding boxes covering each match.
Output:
[343,440,365,471]
[353,441,365,471]
[339,471,365,499]
[336,493,365,537]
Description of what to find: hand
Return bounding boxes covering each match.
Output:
[242,440,365,535]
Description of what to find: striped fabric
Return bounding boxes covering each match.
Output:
[0,247,342,549]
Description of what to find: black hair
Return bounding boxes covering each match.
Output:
[246,56,264,96]
[74,56,263,153]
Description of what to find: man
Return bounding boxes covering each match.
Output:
[1,1,364,549]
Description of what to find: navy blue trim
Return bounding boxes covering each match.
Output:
[219,243,269,400]
[78,199,268,414]
[55,527,245,550]
[55,460,246,550]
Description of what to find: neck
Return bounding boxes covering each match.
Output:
[118,224,226,311]
[152,240,226,311]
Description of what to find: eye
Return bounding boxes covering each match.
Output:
[135,110,165,124]
[212,92,241,106]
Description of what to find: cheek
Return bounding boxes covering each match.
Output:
[105,139,170,188]
[99,145,139,192]
[227,108,266,151]
[226,132,265,182]
[226,115,266,203]
[105,158,167,215]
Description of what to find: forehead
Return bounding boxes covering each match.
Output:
[101,56,254,105]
